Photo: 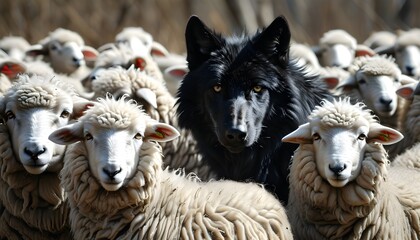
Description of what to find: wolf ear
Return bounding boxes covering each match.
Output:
[253,16,291,67]
[185,15,222,71]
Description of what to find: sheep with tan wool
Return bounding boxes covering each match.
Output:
[49,97,293,240]
[91,66,215,180]
[26,28,98,77]
[282,98,420,239]
[338,54,417,129]
[0,74,92,239]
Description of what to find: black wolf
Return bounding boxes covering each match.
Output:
[176,15,331,203]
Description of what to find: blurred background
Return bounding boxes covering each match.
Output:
[0,0,419,54]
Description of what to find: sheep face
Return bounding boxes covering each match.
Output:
[395,45,420,77]
[282,100,403,188]
[83,122,144,191]
[48,40,85,74]
[320,44,355,68]
[49,98,180,192]
[354,72,400,117]
[310,118,370,187]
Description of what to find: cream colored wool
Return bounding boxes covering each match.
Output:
[0,125,71,239]
[61,125,293,239]
[340,55,407,129]
[0,74,12,95]
[54,98,292,239]
[92,67,216,180]
[319,29,357,50]
[286,100,420,239]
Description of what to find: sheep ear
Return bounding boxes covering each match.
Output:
[133,57,147,71]
[49,122,84,145]
[145,122,180,142]
[164,64,189,79]
[396,82,416,100]
[282,123,312,144]
[355,45,375,57]
[25,44,48,57]
[337,75,357,92]
[151,41,169,57]
[82,46,98,62]
[399,74,418,85]
[136,88,157,109]
[368,123,403,145]
[0,60,26,79]
[320,76,340,90]
[72,98,95,119]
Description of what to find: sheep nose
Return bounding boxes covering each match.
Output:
[103,165,122,178]
[379,97,393,106]
[329,163,347,175]
[225,127,247,143]
[406,66,415,76]
[24,147,46,160]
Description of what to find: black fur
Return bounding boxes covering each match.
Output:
[176,15,332,203]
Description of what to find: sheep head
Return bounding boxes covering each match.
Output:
[0,74,93,175]
[49,97,179,192]
[282,99,403,188]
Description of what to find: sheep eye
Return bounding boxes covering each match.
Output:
[213,84,222,93]
[85,133,93,140]
[6,111,15,120]
[358,133,367,141]
[358,78,366,84]
[253,85,262,93]
[60,110,70,118]
[312,133,321,140]
[134,133,143,140]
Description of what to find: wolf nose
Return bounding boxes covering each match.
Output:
[329,163,347,175]
[225,128,247,143]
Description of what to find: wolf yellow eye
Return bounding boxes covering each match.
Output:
[253,85,262,92]
[213,84,222,92]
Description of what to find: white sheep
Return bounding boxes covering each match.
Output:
[25,28,98,77]
[316,66,350,96]
[49,97,293,240]
[0,35,31,61]
[281,98,420,239]
[91,66,215,180]
[83,43,164,92]
[363,31,397,51]
[313,29,375,68]
[338,54,417,129]
[376,28,420,78]
[290,42,321,73]
[0,73,11,95]
[388,81,420,159]
[0,74,92,239]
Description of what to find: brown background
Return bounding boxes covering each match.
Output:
[0,0,419,54]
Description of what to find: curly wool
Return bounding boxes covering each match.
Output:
[0,125,70,239]
[288,142,420,239]
[92,67,216,180]
[63,137,292,239]
[347,55,400,77]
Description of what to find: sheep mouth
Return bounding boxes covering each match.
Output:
[327,177,349,188]
[23,164,49,175]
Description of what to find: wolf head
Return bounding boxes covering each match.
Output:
[177,16,294,153]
